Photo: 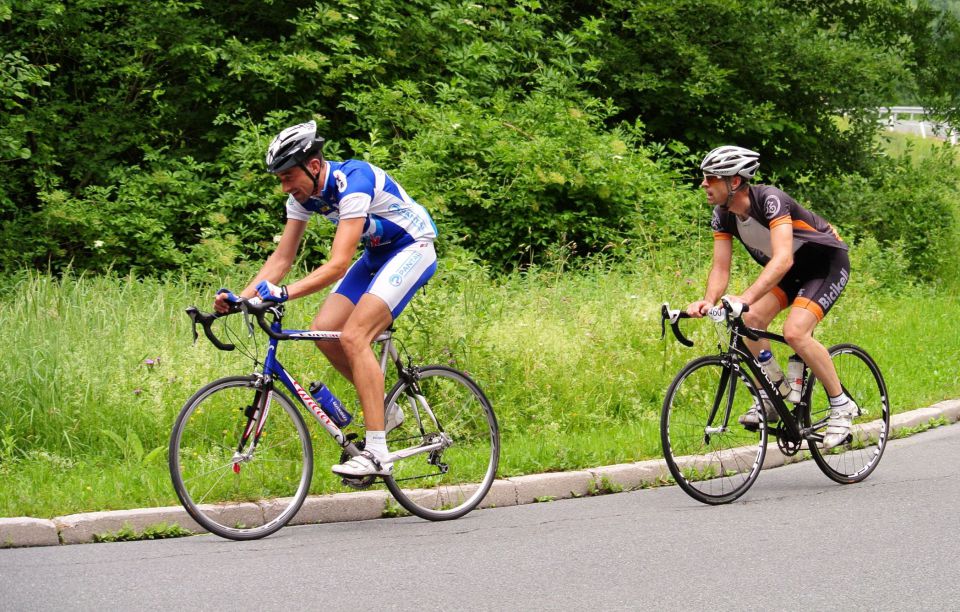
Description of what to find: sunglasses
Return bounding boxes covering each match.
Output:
[702,173,722,181]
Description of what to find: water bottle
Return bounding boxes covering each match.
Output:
[785,355,804,403]
[308,381,352,427]
[757,350,790,397]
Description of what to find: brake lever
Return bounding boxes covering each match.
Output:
[186,307,200,345]
[660,303,694,347]
[241,303,255,337]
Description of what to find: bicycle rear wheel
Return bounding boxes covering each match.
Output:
[169,376,313,540]
[804,344,889,484]
[661,355,768,504]
[383,366,499,520]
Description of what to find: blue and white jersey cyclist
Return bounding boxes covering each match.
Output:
[285,158,437,253]
[213,120,437,478]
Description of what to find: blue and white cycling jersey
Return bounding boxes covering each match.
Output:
[285,160,437,251]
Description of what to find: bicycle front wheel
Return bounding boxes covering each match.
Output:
[804,344,890,484]
[383,366,499,520]
[169,376,313,540]
[661,355,768,504]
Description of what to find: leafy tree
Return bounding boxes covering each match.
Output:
[914,2,960,127]
[546,0,915,180]
[0,0,955,279]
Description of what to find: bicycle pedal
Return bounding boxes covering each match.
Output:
[341,475,376,490]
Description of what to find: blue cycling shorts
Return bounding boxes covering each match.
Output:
[332,241,437,319]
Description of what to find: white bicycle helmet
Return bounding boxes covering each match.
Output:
[700,146,760,179]
[265,120,325,174]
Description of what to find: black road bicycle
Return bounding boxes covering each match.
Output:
[659,298,889,504]
[170,298,499,539]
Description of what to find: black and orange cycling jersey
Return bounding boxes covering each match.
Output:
[711,185,847,266]
[711,185,850,321]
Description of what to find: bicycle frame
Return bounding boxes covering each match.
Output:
[662,302,824,446]
[203,303,450,467]
[258,321,388,447]
[721,322,815,444]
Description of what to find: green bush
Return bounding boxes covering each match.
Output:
[797,146,960,283]
[3,0,958,282]
[345,85,703,268]
[0,152,215,275]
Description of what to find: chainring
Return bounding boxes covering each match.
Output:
[339,434,376,490]
[776,433,802,456]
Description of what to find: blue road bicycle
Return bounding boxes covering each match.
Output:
[169,298,499,540]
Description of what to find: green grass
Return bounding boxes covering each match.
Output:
[879,130,960,164]
[1,248,959,518]
[93,521,193,543]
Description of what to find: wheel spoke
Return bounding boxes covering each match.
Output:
[661,357,767,504]
[805,344,889,483]
[170,377,313,540]
[384,367,499,520]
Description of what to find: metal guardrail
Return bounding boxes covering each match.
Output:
[877,106,956,144]
[878,106,926,118]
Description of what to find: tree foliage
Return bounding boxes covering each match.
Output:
[0,0,957,275]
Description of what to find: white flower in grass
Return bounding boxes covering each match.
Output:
[273,235,282,243]
[93,240,105,248]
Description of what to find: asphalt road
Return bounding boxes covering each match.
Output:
[3,424,959,611]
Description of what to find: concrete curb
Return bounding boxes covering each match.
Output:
[3,399,958,548]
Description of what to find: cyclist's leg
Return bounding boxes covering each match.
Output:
[782,248,850,396]
[783,308,839,395]
[340,294,394,431]
[738,290,787,426]
[782,249,852,447]
[311,254,376,383]
[312,294,357,383]
[333,242,437,477]
[742,290,787,357]
[329,295,396,477]
[345,241,438,426]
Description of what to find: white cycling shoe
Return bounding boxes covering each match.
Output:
[821,402,856,449]
[739,397,778,428]
[332,450,393,477]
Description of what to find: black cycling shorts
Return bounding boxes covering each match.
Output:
[771,245,850,321]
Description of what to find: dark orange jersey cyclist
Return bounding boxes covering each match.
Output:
[710,183,849,321]
[686,146,855,449]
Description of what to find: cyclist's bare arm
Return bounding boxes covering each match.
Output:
[284,217,364,300]
[238,218,309,297]
[687,238,732,317]
[214,219,309,312]
[737,223,793,305]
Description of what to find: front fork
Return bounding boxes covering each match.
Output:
[703,357,737,441]
[232,378,273,471]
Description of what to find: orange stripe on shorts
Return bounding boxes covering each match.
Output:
[771,287,789,310]
[793,296,825,321]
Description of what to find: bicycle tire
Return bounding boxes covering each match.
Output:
[661,355,768,504]
[382,366,499,520]
[803,343,890,484]
[169,376,313,540]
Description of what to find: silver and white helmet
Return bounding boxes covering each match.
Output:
[700,146,760,179]
[265,120,325,173]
